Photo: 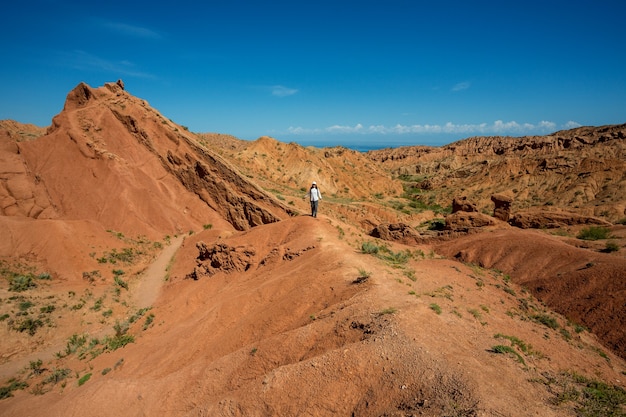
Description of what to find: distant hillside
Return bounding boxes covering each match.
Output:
[368,123,626,222]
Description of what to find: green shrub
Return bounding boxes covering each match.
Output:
[381,248,411,265]
[44,368,71,385]
[553,373,626,417]
[579,380,626,416]
[29,359,44,375]
[357,268,370,279]
[114,275,128,290]
[604,241,620,253]
[0,379,28,399]
[13,317,44,335]
[65,333,88,356]
[377,307,397,316]
[40,305,55,314]
[78,373,92,386]
[19,300,34,311]
[532,313,559,330]
[104,334,134,351]
[8,274,37,292]
[494,334,532,355]
[429,303,442,314]
[143,313,155,330]
[577,226,611,240]
[490,345,526,365]
[361,241,380,255]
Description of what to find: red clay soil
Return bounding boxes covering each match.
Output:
[1,216,624,416]
[436,227,626,359]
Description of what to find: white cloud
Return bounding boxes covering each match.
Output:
[271,85,299,97]
[452,81,470,92]
[286,120,579,136]
[563,120,582,129]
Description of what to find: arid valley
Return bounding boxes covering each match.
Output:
[0,81,625,416]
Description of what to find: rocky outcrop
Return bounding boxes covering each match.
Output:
[510,210,612,229]
[369,222,422,245]
[491,193,513,221]
[187,241,256,279]
[452,196,477,213]
[445,211,497,231]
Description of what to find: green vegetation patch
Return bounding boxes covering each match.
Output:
[577,226,611,241]
[360,241,415,266]
[490,345,526,366]
[546,372,626,417]
[0,378,28,399]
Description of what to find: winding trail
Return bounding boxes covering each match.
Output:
[133,235,185,309]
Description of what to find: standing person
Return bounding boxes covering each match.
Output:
[306,181,322,218]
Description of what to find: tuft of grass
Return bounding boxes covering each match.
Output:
[490,345,526,365]
[143,313,155,330]
[357,268,370,278]
[353,268,371,284]
[403,269,417,282]
[377,307,397,316]
[603,241,620,253]
[577,226,611,241]
[361,241,379,255]
[531,313,560,330]
[44,368,71,385]
[77,373,92,386]
[29,359,44,375]
[114,274,128,290]
[0,379,28,399]
[468,308,482,320]
[64,333,88,356]
[429,303,442,314]
[494,334,534,356]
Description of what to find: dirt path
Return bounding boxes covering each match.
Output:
[0,236,185,381]
[133,235,185,309]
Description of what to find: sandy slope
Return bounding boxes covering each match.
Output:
[2,215,624,416]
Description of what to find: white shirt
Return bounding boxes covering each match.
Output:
[308,187,322,201]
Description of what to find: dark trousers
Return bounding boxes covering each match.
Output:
[310,200,319,217]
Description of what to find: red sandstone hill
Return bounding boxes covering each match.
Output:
[0,82,624,417]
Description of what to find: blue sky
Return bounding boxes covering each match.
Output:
[1,0,625,149]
